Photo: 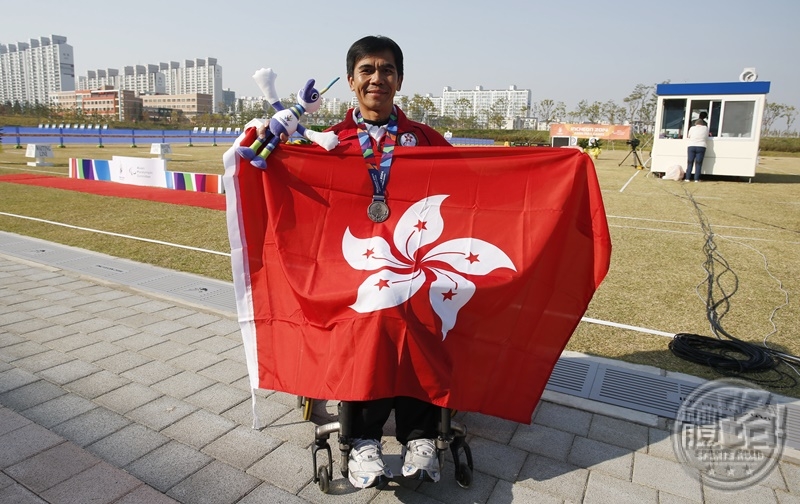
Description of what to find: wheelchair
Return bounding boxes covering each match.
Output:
[299,397,474,493]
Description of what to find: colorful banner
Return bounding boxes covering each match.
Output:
[550,123,632,140]
[166,171,223,193]
[69,158,112,181]
[69,158,223,194]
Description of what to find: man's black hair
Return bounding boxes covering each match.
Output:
[346,36,404,78]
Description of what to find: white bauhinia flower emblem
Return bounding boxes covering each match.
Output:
[342,195,516,340]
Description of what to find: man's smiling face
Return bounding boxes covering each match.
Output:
[348,49,403,122]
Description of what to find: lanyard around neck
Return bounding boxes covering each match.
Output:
[355,108,398,201]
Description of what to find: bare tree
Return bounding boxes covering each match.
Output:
[537,99,555,126]
[762,102,785,135]
[585,101,603,123]
[453,97,475,129]
[395,95,409,113]
[601,100,624,124]
[407,94,437,123]
[623,84,652,123]
[782,105,797,135]
[554,101,567,123]
[571,99,589,123]
[487,97,509,129]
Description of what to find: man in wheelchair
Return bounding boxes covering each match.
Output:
[326,35,453,489]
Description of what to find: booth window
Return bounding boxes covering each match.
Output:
[720,100,755,138]
[690,99,722,136]
[660,99,687,139]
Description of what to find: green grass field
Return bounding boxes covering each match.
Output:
[2,143,799,397]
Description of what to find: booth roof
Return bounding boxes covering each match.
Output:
[656,81,770,96]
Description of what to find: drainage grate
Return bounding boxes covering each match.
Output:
[546,358,597,397]
[590,366,687,418]
[198,290,237,313]
[59,256,164,284]
[786,404,800,449]
[2,242,87,265]
[137,275,203,293]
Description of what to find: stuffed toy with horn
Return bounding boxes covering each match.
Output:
[237,68,339,169]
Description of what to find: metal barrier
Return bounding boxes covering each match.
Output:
[0,126,494,148]
[0,126,241,148]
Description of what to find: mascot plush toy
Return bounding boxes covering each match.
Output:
[237,68,340,169]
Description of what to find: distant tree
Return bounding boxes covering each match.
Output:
[239,102,266,125]
[396,95,409,112]
[585,101,603,123]
[279,93,297,111]
[436,115,454,130]
[452,97,475,129]
[487,97,509,129]
[639,82,664,127]
[554,101,567,123]
[537,99,556,126]
[407,94,436,122]
[782,105,797,135]
[623,83,652,123]
[762,102,786,134]
[571,99,589,122]
[601,100,624,124]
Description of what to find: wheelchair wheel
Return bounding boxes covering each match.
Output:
[317,465,330,493]
[455,462,472,489]
[302,398,314,421]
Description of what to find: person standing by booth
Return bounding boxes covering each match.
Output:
[685,119,709,182]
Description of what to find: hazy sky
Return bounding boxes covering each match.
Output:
[3,0,798,116]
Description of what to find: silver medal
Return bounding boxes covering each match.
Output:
[367,200,390,223]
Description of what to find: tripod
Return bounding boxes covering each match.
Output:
[619,147,646,170]
[619,136,652,170]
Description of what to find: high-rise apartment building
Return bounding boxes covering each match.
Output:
[441,85,531,127]
[120,64,166,95]
[158,58,223,113]
[0,35,75,105]
[79,58,223,112]
[78,69,121,91]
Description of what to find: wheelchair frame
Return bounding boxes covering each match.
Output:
[303,398,474,493]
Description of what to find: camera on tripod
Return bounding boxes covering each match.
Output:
[626,138,640,149]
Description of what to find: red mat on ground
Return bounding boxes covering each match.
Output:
[0,174,225,211]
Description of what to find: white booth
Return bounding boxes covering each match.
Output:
[650,81,770,180]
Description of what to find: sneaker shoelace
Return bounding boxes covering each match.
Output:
[351,439,382,462]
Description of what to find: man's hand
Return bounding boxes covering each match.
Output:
[256,124,288,142]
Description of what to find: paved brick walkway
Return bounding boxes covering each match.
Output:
[1,247,799,503]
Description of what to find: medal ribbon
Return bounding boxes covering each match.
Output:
[355,107,398,203]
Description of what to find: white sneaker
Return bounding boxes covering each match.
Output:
[401,438,441,482]
[347,438,393,489]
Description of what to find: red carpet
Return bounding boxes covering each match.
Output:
[0,174,226,211]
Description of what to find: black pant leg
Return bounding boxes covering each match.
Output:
[393,396,439,445]
[347,398,394,441]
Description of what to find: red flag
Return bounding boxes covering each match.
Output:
[223,141,611,424]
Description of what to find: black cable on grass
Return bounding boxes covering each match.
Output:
[667,189,799,388]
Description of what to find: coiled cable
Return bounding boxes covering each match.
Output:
[667,189,798,388]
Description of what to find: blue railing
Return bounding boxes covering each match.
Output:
[448,137,495,146]
[0,125,240,147]
[0,126,496,148]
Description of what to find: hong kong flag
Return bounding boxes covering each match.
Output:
[223,137,611,424]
